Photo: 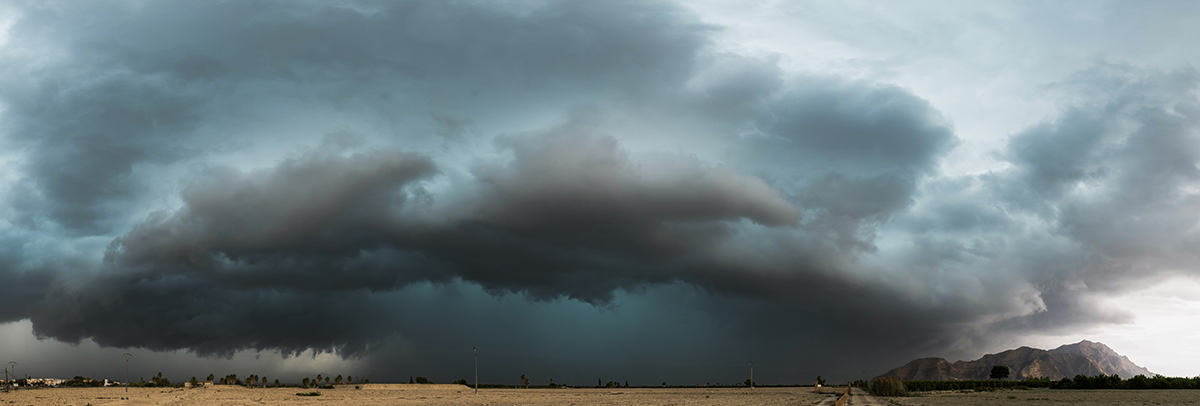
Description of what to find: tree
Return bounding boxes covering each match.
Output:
[325,377,330,385]
[520,375,529,389]
[990,365,1011,380]
[302,378,310,388]
[347,376,352,384]
[274,379,279,388]
[409,376,414,384]
[816,376,826,386]
[207,374,214,382]
[335,375,343,385]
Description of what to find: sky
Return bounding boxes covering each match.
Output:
[2,0,1200,386]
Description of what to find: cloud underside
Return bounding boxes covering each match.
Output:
[2,0,1200,368]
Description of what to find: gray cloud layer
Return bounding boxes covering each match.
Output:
[2,0,1199,382]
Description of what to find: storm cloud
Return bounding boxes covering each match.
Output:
[3,0,1200,384]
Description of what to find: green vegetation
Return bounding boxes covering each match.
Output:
[869,376,907,396]
[61,376,104,387]
[1053,374,1200,389]
[295,391,321,396]
[900,374,1200,392]
[902,378,1052,392]
[990,365,1011,380]
[453,379,468,385]
[415,376,431,384]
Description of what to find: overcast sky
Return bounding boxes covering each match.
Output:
[2,0,1200,386]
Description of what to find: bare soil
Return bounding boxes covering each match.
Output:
[0,385,834,406]
[883,387,1200,405]
[9,386,1194,405]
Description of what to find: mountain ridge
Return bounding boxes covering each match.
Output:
[878,340,1154,381]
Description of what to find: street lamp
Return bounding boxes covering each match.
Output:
[473,347,478,394]
[747,361,754,389]
[123,354,133,393]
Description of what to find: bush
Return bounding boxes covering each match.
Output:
[295,392,321,396]
[869,376,907,397]
[414,377,430,384]
[453,379,468,385]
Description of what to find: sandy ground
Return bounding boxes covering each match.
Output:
[1,385,841,406]
[17,386,1196,405]
[883,387,1200,405]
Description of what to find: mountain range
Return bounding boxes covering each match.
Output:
[878,340,1155,381]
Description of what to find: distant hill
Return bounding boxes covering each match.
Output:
[878,340,1154,381]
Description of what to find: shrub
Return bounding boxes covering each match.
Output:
[295,391,321,396]
[869,376,907,397]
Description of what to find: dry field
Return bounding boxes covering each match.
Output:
[883,388,1200,406]
[12,386,1195,405]
[0,385,839,406]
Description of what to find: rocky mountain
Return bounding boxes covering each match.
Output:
[878,340,1155,381]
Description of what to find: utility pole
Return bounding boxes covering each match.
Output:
[473,347,478,395]
[7,362,14,391]
[123,354,133,393]
[747,361,755,389]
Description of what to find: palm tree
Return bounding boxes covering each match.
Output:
[274,379,279,388]
[207,374,214,383]
[335,375,343,385]
[302,378,310,388]
[325,377,330,385]
[347,376,352,384]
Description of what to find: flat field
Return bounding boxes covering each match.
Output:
[9,386,1196,405]
[0,385,835,406]
[884,388,1200,406]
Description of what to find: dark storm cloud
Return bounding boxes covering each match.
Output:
[1,0,709,235]
[1,73,200,233]
[107,148,436,270]
[740,79,960,253]
[0,0,976,368]
[6,0,1200,383]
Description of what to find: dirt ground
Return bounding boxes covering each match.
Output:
[882,387,1200,406]
[10,386,1195,405]
[0,385,837,406]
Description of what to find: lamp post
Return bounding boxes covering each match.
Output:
[747,361,754,389]
[123,354,132,393]
[473,347,478,394]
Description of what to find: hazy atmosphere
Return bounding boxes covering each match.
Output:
[2,0,1200,387]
